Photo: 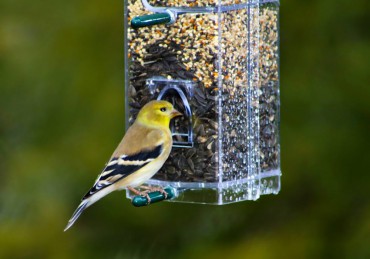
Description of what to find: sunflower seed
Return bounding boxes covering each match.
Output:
[127,3,280,183]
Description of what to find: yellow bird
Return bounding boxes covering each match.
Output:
[64,100,182,231]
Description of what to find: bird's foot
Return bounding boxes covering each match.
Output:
[127,187,151,204]
[140,185,168,199]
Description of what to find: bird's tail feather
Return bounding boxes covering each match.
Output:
[64,185,116,231]
[64,199,89,232]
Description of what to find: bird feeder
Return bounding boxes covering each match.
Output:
[124,0,281,204]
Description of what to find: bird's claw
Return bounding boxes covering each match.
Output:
[139,190,151,204]
[130,186,176,207]
[140,185,168,199]
[128,187,152,204]
[143,193,151,204]
[153,187,168,199]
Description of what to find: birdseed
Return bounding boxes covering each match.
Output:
[126,0,279,183]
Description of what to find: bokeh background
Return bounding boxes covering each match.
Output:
[1,0,369,258]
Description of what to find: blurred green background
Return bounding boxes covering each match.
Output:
[1,0,369,258]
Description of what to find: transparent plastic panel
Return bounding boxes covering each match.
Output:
[220,8,250,182]
[127,4,220,184]
[147,0,217,7]
[145,0,252,8]
[135,0,263,14]
[216,1,262,202]
[125,0,281,204]
[258,2,281,193]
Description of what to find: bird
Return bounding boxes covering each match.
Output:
[64,100,182,231]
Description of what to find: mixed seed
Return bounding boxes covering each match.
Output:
[127,0,279,183]
[259,5,280,171]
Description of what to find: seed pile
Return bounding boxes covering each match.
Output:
[220,9,251,181]
[259,5,279,171]
[147,0,252,7]
[128,1,220,182]
[127,0,280,183]
[148,0,217,7]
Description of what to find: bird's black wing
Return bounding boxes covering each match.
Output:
[82,144,163,199]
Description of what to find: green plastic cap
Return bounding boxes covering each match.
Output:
[131,187,176,207]
[131,13,172,29]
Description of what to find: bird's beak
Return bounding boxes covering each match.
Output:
[170,109,182,119]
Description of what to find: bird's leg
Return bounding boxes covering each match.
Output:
[127,187,151,203]
[140,185,168,199]
[127,186,141,195]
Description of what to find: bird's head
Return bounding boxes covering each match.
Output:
[136,100,182,128]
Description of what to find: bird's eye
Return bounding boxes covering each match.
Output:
[160,107,167,112]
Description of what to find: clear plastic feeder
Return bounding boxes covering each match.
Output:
[124,0,281,204]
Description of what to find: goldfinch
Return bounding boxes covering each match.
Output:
[64,100,182,231]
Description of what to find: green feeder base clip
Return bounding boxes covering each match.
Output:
[131,187,177,207]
